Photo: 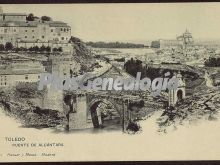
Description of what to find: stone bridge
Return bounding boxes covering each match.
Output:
[66,65,141,132]
[43,65,143,132]
[66,91,141,132]
[43,63,186,132]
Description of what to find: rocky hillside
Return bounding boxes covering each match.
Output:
[70,36,98,73]
[0,83,67,129]
[157,86,220,133]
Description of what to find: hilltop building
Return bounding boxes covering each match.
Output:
[177,29,194,49]
[158,39,179,49]
[0,7,73,53]
[154,29,194,49]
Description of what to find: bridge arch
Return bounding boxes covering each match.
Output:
[88,98,122,128]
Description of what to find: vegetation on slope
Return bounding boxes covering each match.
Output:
[0,83,66,128]
[86,41,145,48]
[69,36,101,73]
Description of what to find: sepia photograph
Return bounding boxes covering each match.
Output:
[0,2,220,162]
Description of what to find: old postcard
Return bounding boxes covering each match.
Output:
[0,3,220,162]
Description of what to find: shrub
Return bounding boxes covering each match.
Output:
[58,47,62,52]
[126,121,141,133]
[15,82,45,99]
[26,13,35,21]
[5,42,13,51]
[52,47,58,52]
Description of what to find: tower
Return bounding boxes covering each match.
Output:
[168,71,186,107]
[177,29,194,49]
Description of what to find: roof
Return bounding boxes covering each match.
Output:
[0,20,70,27]
[3,13,27,16]
[0,69,45,75]
[0,61,45,75]
[0,21,37,27]
[48,21,70,27]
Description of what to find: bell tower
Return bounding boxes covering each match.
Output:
[168,71,186,107]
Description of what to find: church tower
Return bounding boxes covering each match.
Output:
[168,71,186,107]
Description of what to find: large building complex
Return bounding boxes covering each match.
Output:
[177,29,194,49]
[156,29,194,49]
[0,7,73,53]
[0,60,45,87]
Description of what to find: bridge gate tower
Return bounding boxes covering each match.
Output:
[169,71,186,107]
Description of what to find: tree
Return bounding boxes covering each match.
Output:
[0,44,4,51]
[40,45,46,52]
[85,41,145,48]
[33,46,39,52]
[58,47,63,52]
[13,47,21,52]
[46,46,51,52]
[26,13,35,21]
[41,16,52,21]
[20,47,27,51]
[28,47,34,52]
[5,42,13,51]
[52,47,58,52]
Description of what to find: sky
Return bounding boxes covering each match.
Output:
[2,3,220,43]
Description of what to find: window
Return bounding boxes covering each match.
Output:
[61,37,64,40]
[14,29,16,32]
[64,28,66,32]
[42,36,44,39]
[25,36,27,38]
[25,75,28,80]
[32,36,35,38]
[32,30,34,32]
[4,29,7,33]
[25,30,27,32]
[51,29,53,32]
[61,28,63,31]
